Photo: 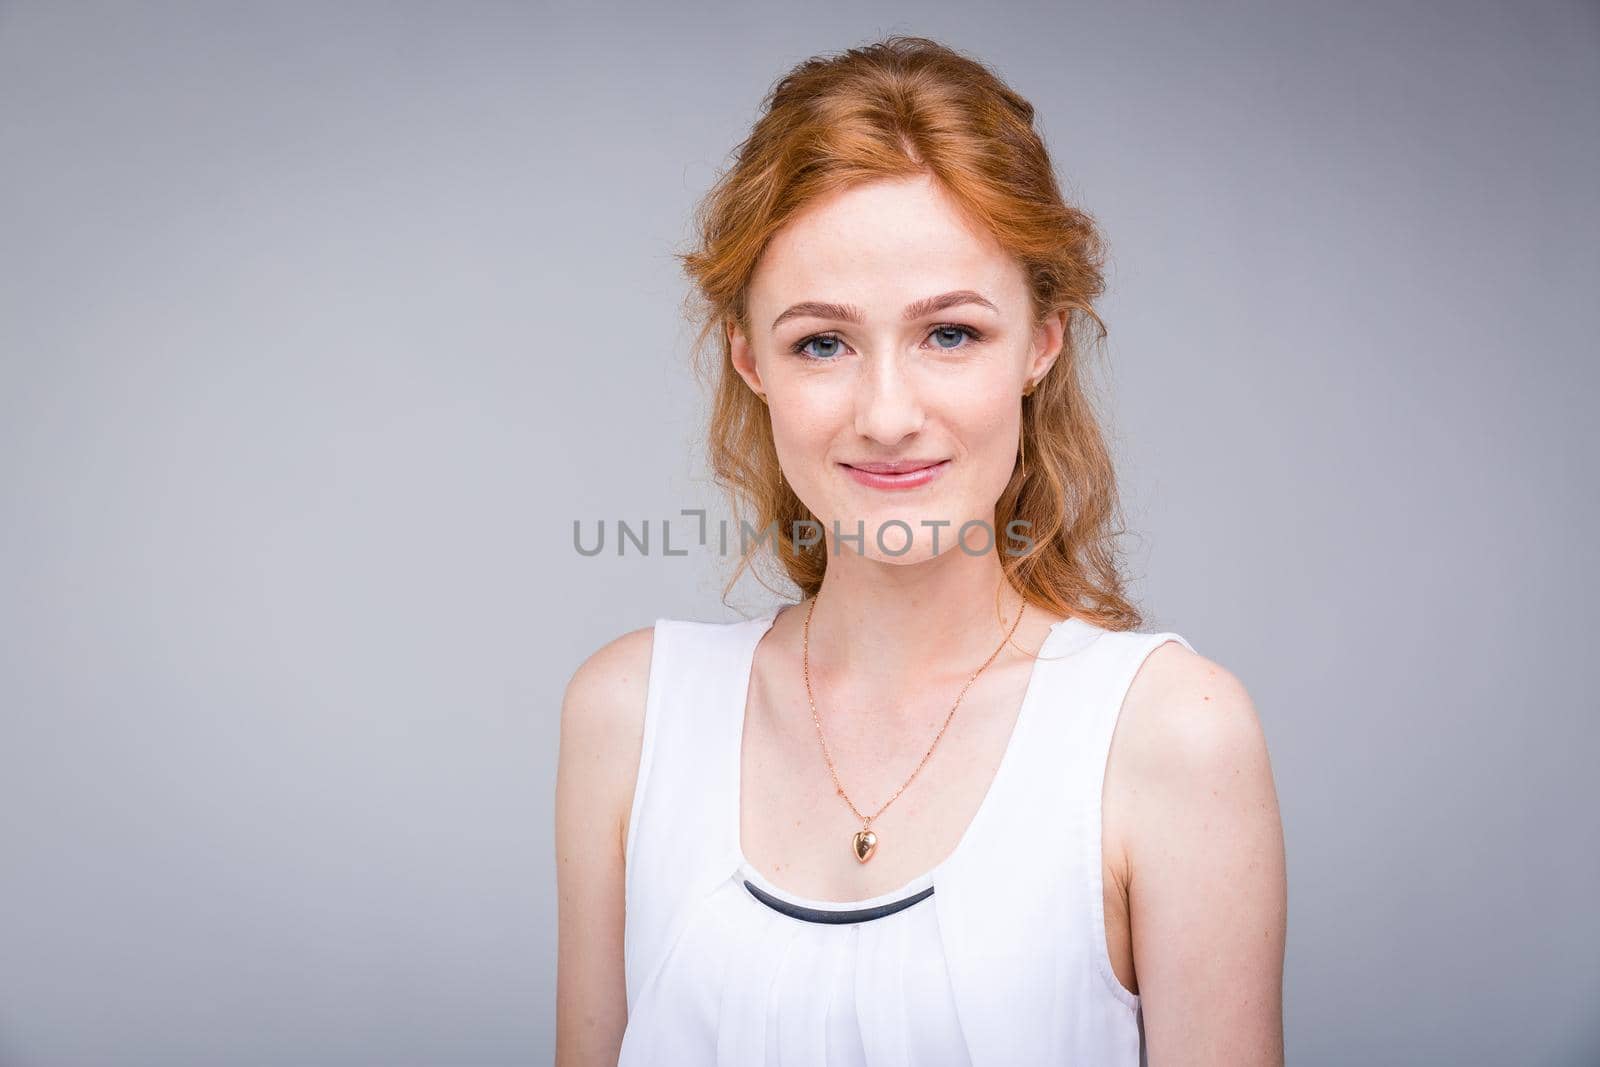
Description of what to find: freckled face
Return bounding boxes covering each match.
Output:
[729,173,1061,564]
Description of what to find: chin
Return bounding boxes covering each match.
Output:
[814,500,988,562]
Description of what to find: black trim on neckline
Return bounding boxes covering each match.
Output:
[742,879,935,924]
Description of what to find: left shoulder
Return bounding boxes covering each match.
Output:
[1111,634,1270,780]
[1104,633,1287,1060]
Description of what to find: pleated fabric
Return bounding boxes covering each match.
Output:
[622,864,967,1066]
[619,608,1197,1067]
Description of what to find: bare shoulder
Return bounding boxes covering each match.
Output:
[558,624,658,852]
[1102,635,1279,901]
[1105,636,1287,1061]
[554,623,656,1064]
[562,624,656,728]
[1111,637,1272,786]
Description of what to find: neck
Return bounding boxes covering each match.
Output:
[801,546,1035,695]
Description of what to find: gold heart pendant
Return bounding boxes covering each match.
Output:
[852,828,878,863]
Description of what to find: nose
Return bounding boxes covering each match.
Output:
[852,353,925,446]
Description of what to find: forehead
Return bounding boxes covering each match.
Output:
[749,175,1026,319]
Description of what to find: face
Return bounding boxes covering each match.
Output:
[728,173,1065,565]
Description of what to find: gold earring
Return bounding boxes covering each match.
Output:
[1019,381,1036,479]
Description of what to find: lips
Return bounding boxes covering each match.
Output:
[840,458,951,490]
[844,460,946,474]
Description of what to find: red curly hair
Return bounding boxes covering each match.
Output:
[676,35,1145,631]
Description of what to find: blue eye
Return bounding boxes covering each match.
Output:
[930,324,978,350]
[794,334,846,360]
[788,323,986,361]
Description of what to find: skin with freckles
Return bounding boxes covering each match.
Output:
[727,172,1063,567]
[555,170,1286,1066]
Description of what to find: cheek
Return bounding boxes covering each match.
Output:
[963,412,1027,496]
[960,400,1021,458]
[770,408,827,451]
[767,411,834,486]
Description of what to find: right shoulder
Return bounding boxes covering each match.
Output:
[558,623,659,853]
[562,623,657,737]
[553,623,659,1062]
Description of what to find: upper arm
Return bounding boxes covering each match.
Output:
[1117,640,1288,1066]
[554,624,655,1067]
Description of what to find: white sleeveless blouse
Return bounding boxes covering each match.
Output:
[619,608,1196,1066]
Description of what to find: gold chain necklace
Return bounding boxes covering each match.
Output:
[801,594,1025,864]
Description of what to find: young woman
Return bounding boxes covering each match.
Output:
[556,36,1286,1066]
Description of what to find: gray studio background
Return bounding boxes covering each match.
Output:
[1,3,1595,1064]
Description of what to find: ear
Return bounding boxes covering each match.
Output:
[1027,309,1068,388]
[726,317,766,397]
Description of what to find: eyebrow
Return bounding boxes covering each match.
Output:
[770,290,999,333]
